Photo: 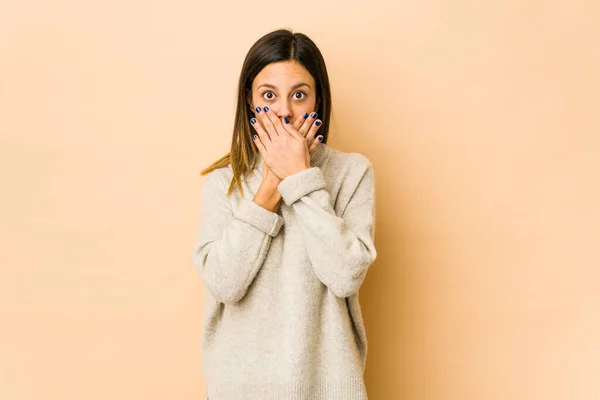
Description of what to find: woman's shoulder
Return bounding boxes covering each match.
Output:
[324,145,374,172]
[202,164,233,191]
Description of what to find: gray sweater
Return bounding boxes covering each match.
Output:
[193,143,377,399]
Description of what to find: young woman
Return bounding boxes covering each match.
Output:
[193,29,378,400]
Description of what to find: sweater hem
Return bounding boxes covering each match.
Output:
[207,376,367,400]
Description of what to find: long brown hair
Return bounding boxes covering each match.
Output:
[200,29,332,197]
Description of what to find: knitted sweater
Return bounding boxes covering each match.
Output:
[192,143,377,400]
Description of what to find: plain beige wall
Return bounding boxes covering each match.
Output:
[1,0,599,399]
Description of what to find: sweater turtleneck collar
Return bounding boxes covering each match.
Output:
[253,142,329,178]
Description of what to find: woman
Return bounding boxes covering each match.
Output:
[193,28,377,400]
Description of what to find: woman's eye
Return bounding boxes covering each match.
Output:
[293,91,306,100]
[263,91,275,100]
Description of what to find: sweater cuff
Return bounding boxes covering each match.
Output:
[277,167,326,206]
[234,198,284,237]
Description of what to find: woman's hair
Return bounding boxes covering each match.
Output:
[200,29,332,197]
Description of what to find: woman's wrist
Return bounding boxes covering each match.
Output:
[253,179,282,212]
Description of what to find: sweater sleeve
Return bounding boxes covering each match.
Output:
[277,158,377,298]
[193,169,283,304]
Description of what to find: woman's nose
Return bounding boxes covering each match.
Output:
[275,99,292,119]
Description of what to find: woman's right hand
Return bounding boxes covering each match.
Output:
[257,110,323,183]
[292,111,323,151]
[263,161,282,185]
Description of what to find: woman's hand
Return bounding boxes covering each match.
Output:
[262,160,281,185]
[291,111,323,151]
[251,106,323,180]
[259,110,323,184]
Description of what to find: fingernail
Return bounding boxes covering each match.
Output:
[250,118,257,124]
[263,106,269,112]
[318,136,323,141]
[310,112,317,119]
[284,117,290,124]
[255,107,261,113]
[302,112,309,119]
[315,120,322,126]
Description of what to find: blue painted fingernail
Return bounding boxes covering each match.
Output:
[253,135,257,140]
[255,107,261,113]
[263,106,269,112]
[310,112,317,118]
[302,112,309,118]
[315,120,322,126]
[250,118,257,124]
[284,117,290,124]
[318,136,323,141]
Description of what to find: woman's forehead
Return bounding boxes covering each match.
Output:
[253,61,315,90]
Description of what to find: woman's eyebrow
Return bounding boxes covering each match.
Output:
[257,82,311,91]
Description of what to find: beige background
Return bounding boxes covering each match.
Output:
[1,0,599,399]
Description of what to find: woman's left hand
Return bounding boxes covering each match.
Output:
[251,106,311,180]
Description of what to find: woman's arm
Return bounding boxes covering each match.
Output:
[193,169,283,304]
[277,155,377,298]
[253,167,283,212]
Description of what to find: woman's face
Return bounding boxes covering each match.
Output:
[249,60,317,121]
